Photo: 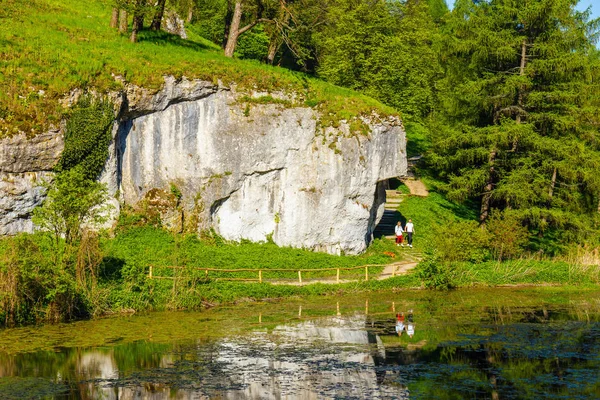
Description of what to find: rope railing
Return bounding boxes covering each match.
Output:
[147,264,386,284]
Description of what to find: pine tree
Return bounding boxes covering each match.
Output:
[431,0,600,240]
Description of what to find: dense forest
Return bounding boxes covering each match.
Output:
[115,0,600,247]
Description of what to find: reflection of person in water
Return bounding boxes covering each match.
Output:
[407,310,415,338]
[395,313,405,336]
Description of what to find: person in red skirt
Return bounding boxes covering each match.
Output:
[395,221,404,247]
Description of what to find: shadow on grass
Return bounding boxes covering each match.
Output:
[405,121,431,157]
[137,30,216,52]
[439,199,479,221]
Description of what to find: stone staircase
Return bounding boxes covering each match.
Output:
[373,190,405,239]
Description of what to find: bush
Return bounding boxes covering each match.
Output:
[415,250,455,290]
[33,168,110,247]
[486,211,529,261]
[430,220,490,263]
[0,234,89,327]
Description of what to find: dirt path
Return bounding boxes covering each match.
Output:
[378,261,419,280]
[400,178,429,197]
[267,254,421,286]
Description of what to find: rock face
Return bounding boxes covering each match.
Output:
[0,130,63,235]
[1,78,407,254]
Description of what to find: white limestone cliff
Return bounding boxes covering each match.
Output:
[0,77,407,254]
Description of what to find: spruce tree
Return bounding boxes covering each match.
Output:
[431,0,600,242]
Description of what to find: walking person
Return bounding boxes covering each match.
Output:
[407,309,415,338]
[394,221,404,247]
[395,312,405,336]
[405,219,414,248]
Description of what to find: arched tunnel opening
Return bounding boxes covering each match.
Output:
[372,178,405,240]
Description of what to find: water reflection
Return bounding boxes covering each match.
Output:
[0,289,599,399]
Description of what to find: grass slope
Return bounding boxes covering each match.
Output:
[0,0,396,137]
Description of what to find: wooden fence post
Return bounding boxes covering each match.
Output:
[392,265,396,277]
[365,266,368,281]
[336,268,340,283]
[259,270,262,283]
[205,269,208,278]
[298,271,302,284]
[149,265,153,279]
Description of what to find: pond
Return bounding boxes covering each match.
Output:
[0,288,599,399]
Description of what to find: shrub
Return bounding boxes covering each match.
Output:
[415,250,455,290]
[0,234,88,327]
[430,220,490,263]
[486,211,529,261]
[33,168,110,247]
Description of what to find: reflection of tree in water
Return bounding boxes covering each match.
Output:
[366,306,600,400]
[0,303,599,399]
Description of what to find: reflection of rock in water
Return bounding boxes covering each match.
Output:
[76,351,180,400]
[212,314,407,399]
[68,315,408,399]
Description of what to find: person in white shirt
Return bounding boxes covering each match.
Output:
[394,221,404,246]
[404,219,414,248]
[407,309,415,338]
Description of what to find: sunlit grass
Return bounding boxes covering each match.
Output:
[0,0,396,137]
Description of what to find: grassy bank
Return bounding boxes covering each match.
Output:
[0,0,395,137]
[2,221,599,328]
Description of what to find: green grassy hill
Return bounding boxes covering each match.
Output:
[0,0,396,137]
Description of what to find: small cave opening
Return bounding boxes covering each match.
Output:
[372,179,404,240]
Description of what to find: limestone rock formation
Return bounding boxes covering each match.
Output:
[0,130,63,234]
[0,77,407,254]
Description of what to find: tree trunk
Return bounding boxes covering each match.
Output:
[224,0,244,57]
[110,7,119,28]
[131,13,144,43]
[266,1,288,65]
[480,150,497,225]
[266,39,279,64]
[515,39,527,124]
[150,0,167,31]
[118,9,128,33]
[187,6,193,23]
[222,1,234,49]
[548,167,557,200]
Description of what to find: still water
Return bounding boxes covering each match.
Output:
[0,288,599,399]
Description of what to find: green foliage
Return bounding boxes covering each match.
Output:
[430,220,490,264]
[430,0,600,246]
[315,0,442,118]
[486,211,529,261]
[0,233,89,326]
[188,0,228,45]
[57,96,114,180]
[416,251,455,290]
[33,168,110,246]
[235,25,270,60]
[169,183,182,201]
